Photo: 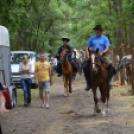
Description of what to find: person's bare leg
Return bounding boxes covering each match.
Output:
[39,93,45,104]
[45,92,50,105]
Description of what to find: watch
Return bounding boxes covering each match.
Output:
[0,103,5,107]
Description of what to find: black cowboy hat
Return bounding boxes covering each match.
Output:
[62,38,70,42]
[93,25,103,31]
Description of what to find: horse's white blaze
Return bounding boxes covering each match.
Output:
[91,53,95,69]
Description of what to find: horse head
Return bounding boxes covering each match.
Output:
[88,48,101,74]
[60,48,70,63]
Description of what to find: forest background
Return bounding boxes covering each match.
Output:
[0,0,134,56]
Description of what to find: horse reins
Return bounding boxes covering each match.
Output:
[60,50,69,64]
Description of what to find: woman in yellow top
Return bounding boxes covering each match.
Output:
[34,53,52,109]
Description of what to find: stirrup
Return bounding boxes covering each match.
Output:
[57,73,62,77]
[84,85,91,91]
[73,72,76,76]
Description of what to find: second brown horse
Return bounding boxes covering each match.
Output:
[60,48,73,96]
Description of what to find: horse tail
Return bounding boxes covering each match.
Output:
[69,76,72,93]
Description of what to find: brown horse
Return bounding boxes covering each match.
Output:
[60,48,73,96]
[88,48,110,116]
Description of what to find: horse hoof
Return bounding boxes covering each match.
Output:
[64,94,68,97]
[106,108,110,113]
[102,114,107,117]
[96,109,101,113]
[94,113,97,116]
[101,111,107,116]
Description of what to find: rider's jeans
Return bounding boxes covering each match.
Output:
[70,58,77,72]
[21,78,32,99]
[56,60,62,73]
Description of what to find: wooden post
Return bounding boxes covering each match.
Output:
[126,46,132,85]
[113,47,119,81]
[119,45,125,85]
[132,48,134,95]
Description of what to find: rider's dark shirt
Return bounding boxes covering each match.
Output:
[57,45,72,59]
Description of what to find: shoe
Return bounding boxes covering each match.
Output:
[84,85,91,91]
[41,103,46,108]
[27,98,31,106]
[57,73,62,77]
[24,99,28,107]
[73,72,76,76]
[64,94,68,97]
[46,105,49,109]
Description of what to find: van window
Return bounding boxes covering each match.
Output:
[11,53,34,64]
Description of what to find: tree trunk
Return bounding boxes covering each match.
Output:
[49,38,52,54]
[129,19,134,49]
[23,29,28,51]
[119,45,125,85]
[126,46,132,85]
[118,0,128,53]
[132,48,134,95]
[121,26,128,53]
[13,30,22,51]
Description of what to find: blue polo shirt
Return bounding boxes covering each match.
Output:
[87,35,111,52]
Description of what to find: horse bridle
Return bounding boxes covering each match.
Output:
[60,50,69,64]
[90,52,101,68]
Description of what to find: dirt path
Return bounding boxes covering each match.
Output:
[1,75,134,134]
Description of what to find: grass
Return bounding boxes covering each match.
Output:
[16,75,58,106]
[16,88,39,106]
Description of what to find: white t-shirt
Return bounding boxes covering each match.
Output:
[19,63,32,79]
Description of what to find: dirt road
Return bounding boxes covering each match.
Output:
[1,75,134,134]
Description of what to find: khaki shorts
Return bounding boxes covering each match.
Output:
[101,54,111,67]
[38,81,50,93]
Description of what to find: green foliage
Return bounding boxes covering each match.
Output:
[0,0,134,55]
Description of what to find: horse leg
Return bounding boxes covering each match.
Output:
[63,76,68,96]
[99,87,103,103]
[92,87,101,115]
[106,87,110,113]
[66,77,69,95]
[69,75,72,94]
[101,85,107,116]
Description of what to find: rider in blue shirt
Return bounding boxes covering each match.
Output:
[87,35,111,52]
[83,25,116,91]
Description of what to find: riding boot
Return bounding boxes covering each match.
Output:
[27,98,31,106]
[57,73,62,77]
[82,60,92,91]
[70,60,77,77]
[107,64,116,88]
[84,75,92,91]
[57,62,62,77]
[0,125,2,134]
[73,71,76,76]
[24,99,28,107]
